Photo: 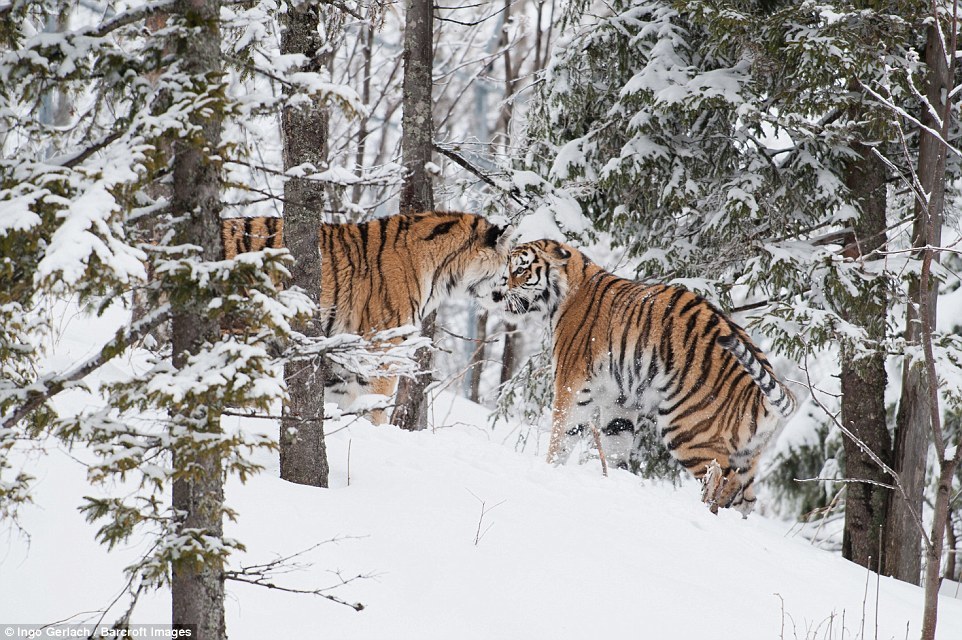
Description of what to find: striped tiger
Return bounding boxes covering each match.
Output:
[498,239,795,515]
[222,216,285,257]
[223,212,512,423]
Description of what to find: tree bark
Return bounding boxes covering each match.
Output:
[398,0,435,215]
[500,324,518,385]
[922,454,961,639]
[278,0,330,487]
[169,0,225,636]
[884,20,949,586]
[467,310,488,403]
[839,140,891,571]
[946,509,958,581]
[915,9,958,638]
[392,0,436,431]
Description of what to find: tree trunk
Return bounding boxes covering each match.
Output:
[884,20,949,586]
[170,0,225,636]
[278,0,330,487]
[915,11,957,638]
[946,509,958,581]
[467,310,488,403]
[398,0,435,215]
[839,140,891,571]
[921,455,961,639]
[392,0,436,431]
[500,324,518,385]
[351,17,375,208]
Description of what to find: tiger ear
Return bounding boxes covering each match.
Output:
[486,224,515,251]
[552,245,572,263]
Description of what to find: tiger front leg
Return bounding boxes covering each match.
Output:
[546,380,594,464]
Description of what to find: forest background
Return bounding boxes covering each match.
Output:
[2,0,962,638]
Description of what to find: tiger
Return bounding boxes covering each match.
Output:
[223,212,513,423]
[495,239,796,515]
[222,216,285,258]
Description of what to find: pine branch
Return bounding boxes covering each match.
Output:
[2,305,170,431]
[53,129,125,169]
[86,0,176,38]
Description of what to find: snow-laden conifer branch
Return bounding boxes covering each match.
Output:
[287,326,433,380]
[86,0,177,39]
[1,305,171,431]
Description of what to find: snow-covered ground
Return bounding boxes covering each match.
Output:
[2,304,961,639]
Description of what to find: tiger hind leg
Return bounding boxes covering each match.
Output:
[700,458,758,517]
[726,452,762,517]
[366,375,398,425]
[547,380,594,464]
[325,365,397,425]
[701,460,726,514]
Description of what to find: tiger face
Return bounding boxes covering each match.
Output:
[500,240,573,319]
[457,220,515,302]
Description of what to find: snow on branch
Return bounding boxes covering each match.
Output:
[288,326,433,381]
[1,305,171,431]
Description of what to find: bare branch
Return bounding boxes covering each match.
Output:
[433,143,530,211]
[224,538,369,611]
[800,351,932,549]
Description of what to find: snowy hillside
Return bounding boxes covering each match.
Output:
[3,304,962,640]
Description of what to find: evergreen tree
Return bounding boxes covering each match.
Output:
[520,0,936,539]
[0,0,355,626]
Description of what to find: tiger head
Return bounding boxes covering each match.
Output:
[498,239,574,320]
[446,215,515,310]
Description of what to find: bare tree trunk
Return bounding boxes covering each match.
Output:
[916,7,959,634]
[351,17,375,208]
[496,0,521,389]
[885,20,949,586]
[398,0,435,215]
[840,140,891,571]
[392,0,436,431]
[133,11,173,348]
[922,453,961,638]
[467,310,488,403]
[946,510,958,581]
[500,325,518,385]
[170,0,225,636]
[278,0,331,487]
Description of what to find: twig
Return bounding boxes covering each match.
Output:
[224,538,369,611]
[225,572,365,611]
[433,143,531,212]
[466,490,506,546]
[800,351,932,549]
